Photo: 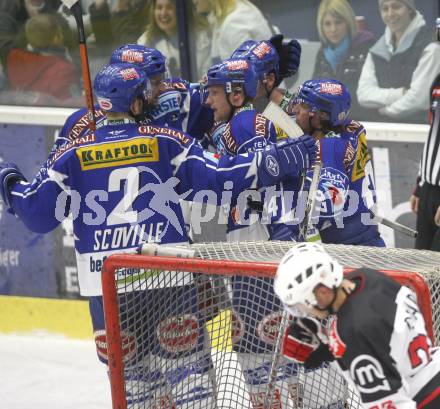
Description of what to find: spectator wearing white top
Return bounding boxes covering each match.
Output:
[192,0,274,65]
[357,0,440,123]
[137,0,210,80]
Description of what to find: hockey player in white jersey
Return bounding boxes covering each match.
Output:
[275,242,440,409]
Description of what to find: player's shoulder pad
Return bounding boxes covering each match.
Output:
[62,107,105,141]
[47,132,96,167]
[344,120,366,138]
[138,125,193,147]
[230,109,270,138]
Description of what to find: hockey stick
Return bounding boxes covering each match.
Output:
[262,101,322,241]
[297,159,322,242]
[139,243,251,409]
[261,102,323,407]
[262,101,302,138]
[375,215,418,238]
[61,0,96,130]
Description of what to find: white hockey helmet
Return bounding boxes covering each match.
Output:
[274,242,343,315]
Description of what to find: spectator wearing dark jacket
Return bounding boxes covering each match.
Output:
[312,0,375,118]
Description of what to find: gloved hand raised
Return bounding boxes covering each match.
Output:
[257,135,317,186]
[269,34,301,80]
[0,162,26,215]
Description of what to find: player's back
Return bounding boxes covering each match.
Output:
[317,121,384,246]
[45,121,194,293]
[336,268,440,407]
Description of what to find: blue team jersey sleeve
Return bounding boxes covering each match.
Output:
[8,134,93,233]
[187,83,214,146]
[221,110,277,155]
[309,123,379,244]
[58,106,105,142]
[161,131,259,205]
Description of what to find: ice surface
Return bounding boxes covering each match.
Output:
[0,334,112,409]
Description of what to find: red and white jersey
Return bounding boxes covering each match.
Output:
[332,268,440,409]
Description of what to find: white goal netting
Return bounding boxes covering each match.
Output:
[102,242,440,409]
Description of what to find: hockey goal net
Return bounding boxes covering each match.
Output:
[101,242,440,409]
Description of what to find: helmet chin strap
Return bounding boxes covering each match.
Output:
[226,98,237,122]
[308,112,323,135]
[264,81,272,99]
[133,98,148,122]
[227,88,246,122]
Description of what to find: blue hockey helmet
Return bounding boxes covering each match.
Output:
[205,58,258,99]
[231,40,280,81]
[94,63,148,112]
[295,78,351,126]
[110,44,167,78]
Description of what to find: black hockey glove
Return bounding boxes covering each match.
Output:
[0,162,26,215]
[269,34,301,81]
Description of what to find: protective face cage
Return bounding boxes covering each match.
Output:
[199,78,244,107]
[292,89,331,122]
[141,78,153,103]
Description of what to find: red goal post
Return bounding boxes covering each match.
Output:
[101,242,440,409]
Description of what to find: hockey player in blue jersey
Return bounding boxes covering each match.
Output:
[56,35,301,153]
[231,36,301,115]
[203,57,285,240]
[292,78,385,246]
[0,63,316,406]
[57,45,214,146]
[110,44,215,144]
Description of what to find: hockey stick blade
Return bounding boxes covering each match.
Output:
[139,243,252,408]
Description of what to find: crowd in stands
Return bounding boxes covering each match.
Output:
[0,0,438,124]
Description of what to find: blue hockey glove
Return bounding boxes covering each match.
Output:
[269,34,301,81]
[0,162,26,215]
[258,135,317,186]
